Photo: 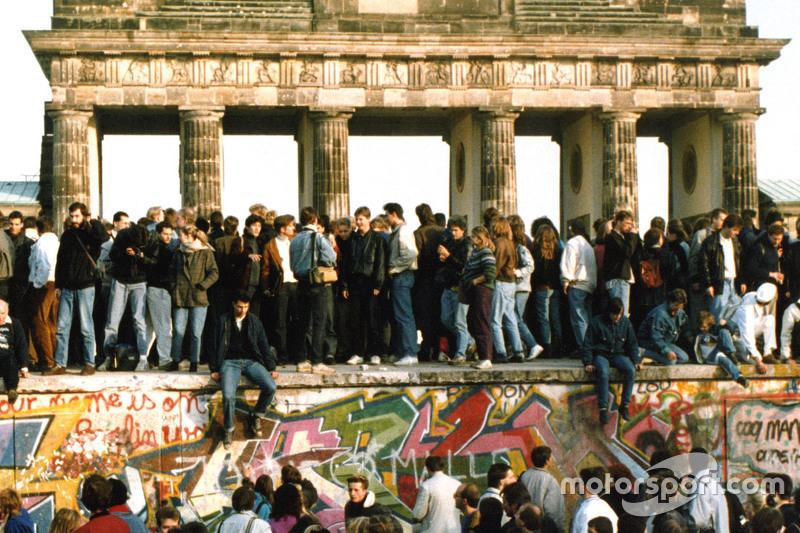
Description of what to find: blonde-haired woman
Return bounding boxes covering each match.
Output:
[47,509,83,533]
[168,224,219,372]
[0,489,34,533]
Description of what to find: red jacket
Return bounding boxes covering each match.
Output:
[75,512,132,533]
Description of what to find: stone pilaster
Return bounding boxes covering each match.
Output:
[179,108,224,216]
[600,111,640,220]
[479,110,518,216]
[311,110,352,219]
[37,131,54,218]
[48,108,93,231]
[720,112,759,216]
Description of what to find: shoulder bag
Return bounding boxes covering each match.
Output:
[308,232,338,285]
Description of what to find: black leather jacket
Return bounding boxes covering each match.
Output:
[341,229,387,293]
[697,231,742,294]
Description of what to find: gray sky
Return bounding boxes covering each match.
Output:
[1,0,797,228]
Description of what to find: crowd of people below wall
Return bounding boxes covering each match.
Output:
[1,202,799,415]
[1,447,798,533]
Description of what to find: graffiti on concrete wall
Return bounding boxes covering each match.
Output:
[0,379,797,532]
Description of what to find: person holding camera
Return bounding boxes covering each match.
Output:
[103,223,152,372]
[47,202,109,376]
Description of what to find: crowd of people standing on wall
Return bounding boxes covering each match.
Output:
[2,444,799,533]
[1,201,799,417]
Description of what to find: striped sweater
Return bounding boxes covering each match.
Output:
[462,247,497,290]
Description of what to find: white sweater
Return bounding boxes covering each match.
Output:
[560,235,597,293]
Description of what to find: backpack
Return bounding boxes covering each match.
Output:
[641,257,664,289]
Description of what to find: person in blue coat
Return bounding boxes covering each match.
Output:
[0,489,34,533]
[582,298,641,426]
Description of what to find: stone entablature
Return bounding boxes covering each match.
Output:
[27,33,782,110]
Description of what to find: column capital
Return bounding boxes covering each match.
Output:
[179,107,225,121]
[598,110,641,122]
[308,108,354,121]
[717,109,763,124]
[46,107,93,121]
[477,108,520,121]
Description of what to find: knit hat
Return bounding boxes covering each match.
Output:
[756,283,777,304]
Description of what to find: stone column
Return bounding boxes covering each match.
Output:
[48,108,93,231]
[720,112,759,215]
[479,110,518,216]
[180,108,224,216]
[311,110,352,219]
[600,111,640,220]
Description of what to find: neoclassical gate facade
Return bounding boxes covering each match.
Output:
[26,0,786,229]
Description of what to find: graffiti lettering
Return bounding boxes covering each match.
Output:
[736,421,763,438]
[127,393,157,412]
[765,419,800,443]
[0,396,37,413]
[636,381,673,394]
[162,394,207,415]
[755,448,800,466]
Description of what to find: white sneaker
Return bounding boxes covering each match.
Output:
[437,352,451,363]
[347,355,364,365]
[526,345,544,361]
[311,363,336,375]
[97,359,110,371]
[135,358,149,372]
[394,356,418,366]
[369,355,382,365]
[473,359,492,370]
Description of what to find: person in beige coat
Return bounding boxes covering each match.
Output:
[167,224,218,372]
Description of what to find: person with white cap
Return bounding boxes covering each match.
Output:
[729,282,778,374]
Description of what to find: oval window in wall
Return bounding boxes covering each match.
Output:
[683,145,697,195]
[570,145,583,194]
[456,142,466,193]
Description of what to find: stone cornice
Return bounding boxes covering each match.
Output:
[25,31,788,64]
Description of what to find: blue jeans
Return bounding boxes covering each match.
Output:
[171,306,207,363]
[146,287,172,366]
[594,355,636,410]
[220,359,277,432]
[392,271,417,358]
[709,279,738,322]
[491,281,523,356]
[701,328,741,380]
[104,279,148,357]
[514,292,539,350]
[533,288,561,346]
[568,287,593,349]
[55,287,96,367]
[441,289,472,357]
[605,278,631,317]
[642,343,690,365]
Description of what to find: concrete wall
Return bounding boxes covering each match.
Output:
[669,113,723,220]
[560,113,603,235]
[448,112,482,228]
[3,370,799,533]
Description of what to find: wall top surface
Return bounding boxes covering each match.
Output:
[8,362,800,394]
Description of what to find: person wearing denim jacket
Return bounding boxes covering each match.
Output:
[582,297,641,425]
[637,289,691,365]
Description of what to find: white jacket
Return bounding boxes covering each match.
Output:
[730,292,776,362]
[218,511,272,533]
[412,471,461,533]
[28,232,59,289]
[780,300,800,360]
[560,235,597,293]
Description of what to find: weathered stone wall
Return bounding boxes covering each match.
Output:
[3,367,799,533]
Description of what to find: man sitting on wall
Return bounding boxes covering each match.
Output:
[210,290,278,450]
